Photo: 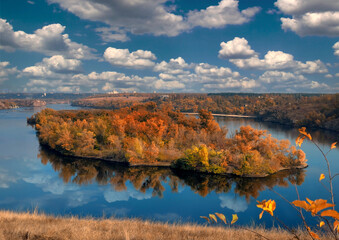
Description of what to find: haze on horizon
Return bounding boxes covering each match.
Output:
[0,0,338,94]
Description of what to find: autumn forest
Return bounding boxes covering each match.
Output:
[28,102,307,177]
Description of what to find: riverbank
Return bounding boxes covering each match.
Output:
[0,210,315,240]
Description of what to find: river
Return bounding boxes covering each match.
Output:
[0,104,338,228]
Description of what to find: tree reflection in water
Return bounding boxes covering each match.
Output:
[38,146,305,200]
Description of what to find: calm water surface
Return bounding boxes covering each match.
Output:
[0,104,338,227]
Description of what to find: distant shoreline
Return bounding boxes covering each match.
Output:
[182,112,257,118]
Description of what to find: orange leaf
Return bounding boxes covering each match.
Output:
[200,216,210,223]
[306,198,314,205]
[309,231,320,239]
[209,214,218,223]
[319,221,325,227]
[319,174,325,182]
[334,220,339,233]
[331,142,337,149]
[215,213,226,224]
[310,199,335,215]
[299,127,312,140]
[321,210,339,220]
[231,214,238,224]
[292,200,310,211]
[296,135,306,147]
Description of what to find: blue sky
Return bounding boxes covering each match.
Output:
[0,0,338,93]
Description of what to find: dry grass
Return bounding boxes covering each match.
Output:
[0,210,319,240]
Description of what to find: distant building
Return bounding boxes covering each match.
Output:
[160,95,169,99]
[108,90,119,94]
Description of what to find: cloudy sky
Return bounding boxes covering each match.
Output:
[0,0,338,93]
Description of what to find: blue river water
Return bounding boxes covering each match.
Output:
[0,104,338,228]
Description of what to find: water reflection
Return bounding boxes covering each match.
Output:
[217,117,339,144]
[39,146,306,200]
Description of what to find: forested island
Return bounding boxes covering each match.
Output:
[72,93,339,132]
[28,102,307,177]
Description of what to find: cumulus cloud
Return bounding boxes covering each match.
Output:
[219,195,248,212]
[275,0,339,15]
[218,37,257,59]
[221,38,328,73]
[95,27,129,43]
[154,57,191,75]
[0,19,96,59]
[0,169,17,188]
[0,61,19,83]
[203,77,259,90]
[154,79,185,90]
[104,47,156,69]
[195,63,240,78]
[187,0,260,28]
[47,0,260,41]
[257,71,331,92]
[104,189,152,203]
[333,42,339,56]
[259,71,305,83]
[23,55,81,78]
[275,0,339,36]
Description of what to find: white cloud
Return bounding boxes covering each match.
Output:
[259,71,306,83]
[23,55,81,77]
[275,0,339,36]
[333,42,339,56]
[275,0,339,15]
[203,77,259,90]
[0,19,96,59]
[0,62,18,83]
[222,38,328,73]
[219,195,248,212]
[325,74,333,78]
[154,57,191,75]
[47,0,260,40]
[195,63,240,78]
[187,0,260,28]
[104,189,152,203]
[104,47,156,69]
[0,169,17,188]
[218,37,257,59]
[95,27,129,43]
[154,79,185,90]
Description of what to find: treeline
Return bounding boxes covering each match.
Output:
[29,102,306,177]
[0,99,46,109]
[71,93,339,132]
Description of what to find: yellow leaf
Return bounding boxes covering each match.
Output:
[215,213,226,224]
[200,216,210,223]
[319,221,325,227]
[321,210,339,220]
[257,200,276,218]
[209,214,217,223]
[319,174,325,182]
[231,214,238,224]
[259,211,263,219]
[331,142,337,149]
